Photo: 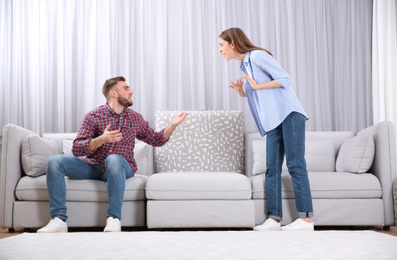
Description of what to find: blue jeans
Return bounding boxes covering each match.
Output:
[46,154,134,221]
[265,112,313,220]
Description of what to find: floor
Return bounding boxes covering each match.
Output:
[1,226,397,239]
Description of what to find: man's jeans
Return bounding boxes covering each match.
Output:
[46,154,134,221]
[265,112,313,220]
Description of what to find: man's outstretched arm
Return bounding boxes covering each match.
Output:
[163,112,189,140]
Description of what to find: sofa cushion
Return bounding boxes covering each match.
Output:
[21,134,59,177]
[336,133,375,173]
[15,174,149,201]
[154,111,244,174]
[146,172,252,200]
[62,139,74,156]
[252,140,336,175]
[251,171,382,199]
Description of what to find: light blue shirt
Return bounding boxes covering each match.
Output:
[241,50,308,136]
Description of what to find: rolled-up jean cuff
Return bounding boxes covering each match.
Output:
[298,212,314,218]
[268,215,282,221]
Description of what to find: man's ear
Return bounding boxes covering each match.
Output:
[110,89,118,97]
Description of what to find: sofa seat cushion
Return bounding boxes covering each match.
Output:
[146,172,252,200]
[251,172,382,199]
[15,174,149,202]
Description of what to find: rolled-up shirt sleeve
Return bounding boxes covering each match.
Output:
[136,117,168,147]
[252,51,292,88]
[72,114,96,157]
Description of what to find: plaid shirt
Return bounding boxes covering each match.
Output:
[72,103,168,172]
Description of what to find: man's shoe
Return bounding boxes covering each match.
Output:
[281,219,314,231]
[37,218,68,233]
[104,217,121,232]
[253,218,281,231]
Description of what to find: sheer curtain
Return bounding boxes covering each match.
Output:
[0,0,373,135]
[372,0,397,125]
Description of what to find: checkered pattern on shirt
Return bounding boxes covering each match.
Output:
[72,103,168,172]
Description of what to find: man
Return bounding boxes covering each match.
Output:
[37,76,188,233]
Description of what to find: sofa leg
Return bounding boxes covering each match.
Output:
[8,228,15,233]
[373,225,385,230]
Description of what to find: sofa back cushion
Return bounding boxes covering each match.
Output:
[246,131,354,177]
[252,139,336,175]
[336,132,375,173]
[21,134,59,177]
[154,111,245,174]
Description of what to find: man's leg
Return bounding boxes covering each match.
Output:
[101,154,134,220]
[38,155,102,233]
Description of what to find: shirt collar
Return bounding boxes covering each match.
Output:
[105,102,120,117]
[240,51,251,70]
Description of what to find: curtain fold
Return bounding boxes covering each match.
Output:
[372,0,397,124]
[0,0,373,135]
[372,0,397,158]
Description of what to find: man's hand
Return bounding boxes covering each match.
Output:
[89,124,122,151]
[163,112,189,140]
[101,124,123,143]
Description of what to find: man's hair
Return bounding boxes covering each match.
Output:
[102,76,126,100]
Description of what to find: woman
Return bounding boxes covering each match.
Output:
[219,27,313,231]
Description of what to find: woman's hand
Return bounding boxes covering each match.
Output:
[228,79,246,97]
[240,75,258,90]
[240,75,282,90]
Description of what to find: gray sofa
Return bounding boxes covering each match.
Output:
[0,112,396,231]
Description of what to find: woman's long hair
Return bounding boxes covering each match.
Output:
[219,27,273,56]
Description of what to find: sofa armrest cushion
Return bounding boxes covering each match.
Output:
[336,133,375,173]
[21,134,59,176]
[252,140,336,175]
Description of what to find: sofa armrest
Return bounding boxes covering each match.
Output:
[0,124,35,228]
[359,121,397,226]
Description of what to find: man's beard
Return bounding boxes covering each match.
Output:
[118,96,133,108]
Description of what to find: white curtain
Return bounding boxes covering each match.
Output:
[372,0,397,125]
[0,0,373,135]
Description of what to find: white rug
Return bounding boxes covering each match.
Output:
[0,231,396,259]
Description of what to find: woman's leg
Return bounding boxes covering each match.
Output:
[282,112,313,218]
[265,125,285,221]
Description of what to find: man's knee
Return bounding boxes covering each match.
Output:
[47,154,66,170]
[106,154,124,165]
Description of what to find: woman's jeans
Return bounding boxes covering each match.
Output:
[46,154,134,221]
[265,112,313,221]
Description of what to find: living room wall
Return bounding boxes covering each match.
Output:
[0,0,374,135]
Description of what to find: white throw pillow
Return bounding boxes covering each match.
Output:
[336,133,375,173]
[252,140,267,175]
[21,134,59,177]
[62,139,74,156]
[252,140,336,175]
[134,141,149,175]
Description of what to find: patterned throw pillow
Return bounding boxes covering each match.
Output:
[155,111,245,174]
